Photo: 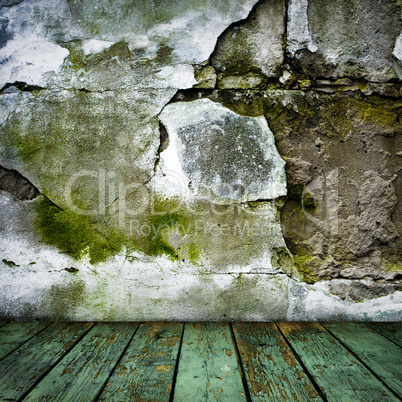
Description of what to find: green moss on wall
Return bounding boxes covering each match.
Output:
[287,184,317,213]
[155,44,174,65]
[270,246,296,277]
[219,92,265,117]
[35,197,125,264]
[293,255,319,284]
[61,40,132,72]
[61,40,86,71]
[384,262,402,272]
[146,211,189,260]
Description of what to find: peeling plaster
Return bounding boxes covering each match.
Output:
[287,0,318,55]
[393,32,402,64]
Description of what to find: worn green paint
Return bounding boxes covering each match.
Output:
[322,322,402,396]
[173,322,246,401]
[232,322,321,401]
[0,322,93,400]
[366,322,402,347]
[24,323,138,402]
[0,322,400,398]
[100,322,183,401]
[277,322,398,401]
[0,322,50,360]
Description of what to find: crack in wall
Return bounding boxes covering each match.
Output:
[0,81,45,94]
[0,165,39,200]
[0,0,25,8]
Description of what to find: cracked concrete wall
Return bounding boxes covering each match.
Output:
[0,0,401,321]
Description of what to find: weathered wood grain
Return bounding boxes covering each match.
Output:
[322,322,402,396]
[366,322,402,347]
[99,322,183,402]
[173,322,247,401]
[277,322,399,401]
[24,322,138,402]
[0,322,50,360]
[0,322,93,401]
[232,322,322,401]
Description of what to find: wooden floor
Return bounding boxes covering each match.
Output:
[0,322,400,401]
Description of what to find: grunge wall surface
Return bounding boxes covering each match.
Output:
[0,0,401,320]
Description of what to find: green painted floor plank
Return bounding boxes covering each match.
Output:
[366,322,402,347]
[99,322,183,401]
[323,322,402,396]
[232,322,322,401]
[24,322,138,402]
[0,322,50,360]
[173,322,247,401]
[0,322,93,401]
[277,322,399,401]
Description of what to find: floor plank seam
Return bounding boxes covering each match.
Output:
[320,323,402,401]
[364,322,402,348]
[18,321,97,402]
[168,322,185,402]
[0,321,53,363]
[229,322,252,402]
[274,323,328,402]
[93,322,142,402]
[17,322,96,401]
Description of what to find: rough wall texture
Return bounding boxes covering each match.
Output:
[0,0,401,320]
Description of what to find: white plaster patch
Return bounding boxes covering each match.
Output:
[287,0,318,55]
[0,0,78,88]
[148,2,259,64]
[0,34,69,88]
[82,39,114,55]
[287,280,402,321]
[393,32,402,64]
[279,70,292,84]
[157,99,287,204]
[155,64,198,89]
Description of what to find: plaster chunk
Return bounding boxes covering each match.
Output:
[0,0,259,89]
[211,0,285,78]
[0,0,77,88]
[287,0,317,56]
[345,171,399,257]
[0,35,69,88]
[393,32,402,64]
[0,89,176,212]
[82,39,114,55]
[290,0,402,81]
[157,99,287,204]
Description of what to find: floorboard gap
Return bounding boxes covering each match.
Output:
[275,322,328,402]
[319,323,402,401]
[17,322,96,402]
[364,322,402,348]
[229,322,252,402]
[168,322,185,402]
[0,321,54,363]
[93,322,142,402]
